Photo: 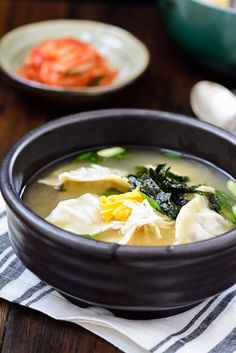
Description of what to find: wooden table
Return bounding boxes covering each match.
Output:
[0,1,232,352]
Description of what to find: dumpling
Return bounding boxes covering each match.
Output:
[46,193,123,236]
[46,193,172,245]
[175,195,232,244]
[119,199,172,245]
[39,164,130,191]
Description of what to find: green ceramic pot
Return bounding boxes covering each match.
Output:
[159,0,236,76]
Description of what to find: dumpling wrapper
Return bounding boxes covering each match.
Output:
[175,195,232,244]
[119,200,172,245]
[46,193,123,236]
[46,194,172,245]
[39,164,130,191]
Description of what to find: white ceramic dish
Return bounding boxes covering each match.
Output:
[0,20,149,98]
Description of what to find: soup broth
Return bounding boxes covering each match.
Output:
[23,148,235,246]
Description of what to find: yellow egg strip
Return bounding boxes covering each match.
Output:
[100,189,144,222]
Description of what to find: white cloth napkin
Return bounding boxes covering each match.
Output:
[0,193,235,353]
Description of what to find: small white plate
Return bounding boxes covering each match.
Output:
[0,19,150,99]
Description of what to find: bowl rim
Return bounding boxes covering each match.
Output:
[192,0,236,13]
[0,19,150,96]
[1,108,236,258]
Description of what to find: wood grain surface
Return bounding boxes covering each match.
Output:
[0,0,231,352]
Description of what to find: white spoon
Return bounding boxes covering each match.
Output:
[190,81,236,134]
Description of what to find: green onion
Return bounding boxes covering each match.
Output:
[79,233,98,240]
[216,189,236,224]
[74,151,94,161]
[102,188,122,197]
[227,180,236,198]
[114,150,132,159]
[73,147,130,164]
[162,150,183,158]
[139,192,162,213]
[97,147,126,158]
[232,205,236,218]
[73,151,102,164]
[89,155,102,164]
[56,184,66,192]
[221,207,236,224]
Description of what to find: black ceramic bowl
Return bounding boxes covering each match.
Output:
[1,109,236,319]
